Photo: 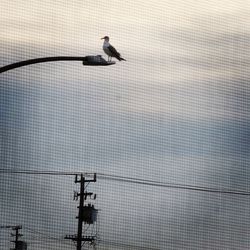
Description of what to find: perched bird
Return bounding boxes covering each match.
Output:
[101,36,126,62]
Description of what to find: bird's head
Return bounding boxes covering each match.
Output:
[101,36,109,42]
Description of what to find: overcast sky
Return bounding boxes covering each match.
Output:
[1,1,250,249]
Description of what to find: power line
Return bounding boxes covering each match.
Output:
[0,169,250,196]
[0,169,89,176]
[100,239,161,250]
[23,227,73,246]
[98,173,250,196]
[25,227,64,241]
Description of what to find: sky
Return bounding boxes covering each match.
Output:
[0,1,250,249]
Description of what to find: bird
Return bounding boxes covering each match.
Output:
[101,36,126,62]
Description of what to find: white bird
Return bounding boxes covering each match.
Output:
[101,36,126,62]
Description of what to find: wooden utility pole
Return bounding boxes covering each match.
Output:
[65,173,97,250]
[12,225,22,250]
[0,225,23,250]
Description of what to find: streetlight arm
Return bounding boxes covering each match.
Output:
[0,55,115,73]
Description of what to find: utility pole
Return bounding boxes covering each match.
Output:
[11,225,22,250]
[0,225,25,250]
[65,173,98,250]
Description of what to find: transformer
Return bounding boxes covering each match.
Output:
[16,241,27,250]
[82,204,98,224]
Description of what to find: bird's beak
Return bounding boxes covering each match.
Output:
[101,37,105,40]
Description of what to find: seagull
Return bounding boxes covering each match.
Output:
[101,36,126,62]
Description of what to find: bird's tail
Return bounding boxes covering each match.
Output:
[119,57,126,61]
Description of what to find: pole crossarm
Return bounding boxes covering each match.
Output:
[0,55,115,73]
[65,235,96,242]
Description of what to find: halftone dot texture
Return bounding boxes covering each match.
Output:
[1,1,250,249]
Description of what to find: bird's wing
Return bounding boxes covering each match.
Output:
[107,45,121,58]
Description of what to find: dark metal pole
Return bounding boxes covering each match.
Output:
[0,57,88,73]
[0,55,115,73]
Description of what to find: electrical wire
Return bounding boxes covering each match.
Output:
[0,168,90,176]
[23,226,73,246]
[98,173,250,196]
[0,169,250,196]
[100,239,161,250]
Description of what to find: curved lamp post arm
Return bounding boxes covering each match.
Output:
[0,55,115,73]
